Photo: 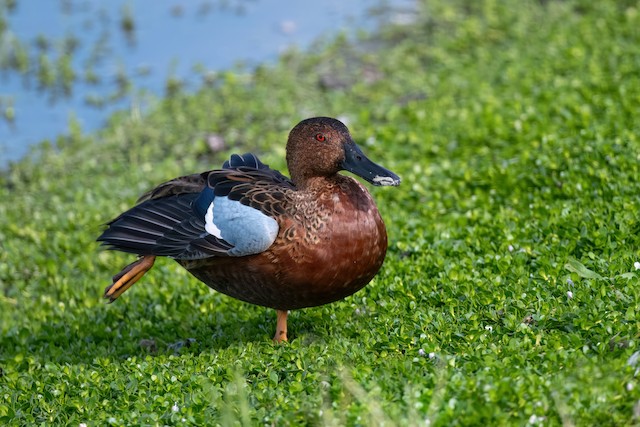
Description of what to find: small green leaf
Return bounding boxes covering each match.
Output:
[615,272,636,280]
[268,371,279,385]
[564,258,605,280]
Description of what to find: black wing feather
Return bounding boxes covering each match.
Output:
[98,193,233,259]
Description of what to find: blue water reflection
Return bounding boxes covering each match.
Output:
[0,0,381,166]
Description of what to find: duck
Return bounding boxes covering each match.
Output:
[97,117,400,342]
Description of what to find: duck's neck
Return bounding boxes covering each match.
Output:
[294,174,346,191]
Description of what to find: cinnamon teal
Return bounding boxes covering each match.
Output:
[97,117,400,342]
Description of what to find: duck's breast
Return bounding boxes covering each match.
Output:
[269,176,388,308]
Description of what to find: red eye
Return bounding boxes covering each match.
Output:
[315,133,326,142]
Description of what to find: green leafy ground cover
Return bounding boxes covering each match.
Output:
[2,0,640,425]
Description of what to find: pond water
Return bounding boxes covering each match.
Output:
[0,0,411,167]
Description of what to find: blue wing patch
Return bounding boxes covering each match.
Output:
[202,196,279,256]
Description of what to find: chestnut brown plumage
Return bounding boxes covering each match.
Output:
[98,117,400,342]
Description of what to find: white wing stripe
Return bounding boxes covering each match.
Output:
[204,201,223,238]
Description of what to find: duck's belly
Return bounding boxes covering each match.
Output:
[179,198,388,310]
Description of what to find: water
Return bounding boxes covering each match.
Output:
[0,0,388,167]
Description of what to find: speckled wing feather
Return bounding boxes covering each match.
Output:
[208,169,295,218]
[222,153,294,187]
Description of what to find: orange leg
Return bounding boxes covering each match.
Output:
[273,310,288,343]
[104,256,156,302]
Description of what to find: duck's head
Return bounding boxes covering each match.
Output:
[286,117,401,188]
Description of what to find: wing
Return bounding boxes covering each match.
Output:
[98,153,296,260]
[136,172,207,203]
[209,153,295,218]
[97,192,235,259]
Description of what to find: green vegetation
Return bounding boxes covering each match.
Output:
[2,0,640,424]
